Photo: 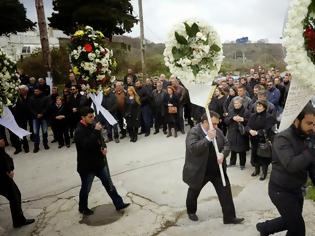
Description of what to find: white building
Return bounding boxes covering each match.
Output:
[0,28,62,61]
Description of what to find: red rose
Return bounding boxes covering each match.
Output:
[84,44,93,53]
[304,27,315,40]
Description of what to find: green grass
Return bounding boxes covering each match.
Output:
[306,179,315,201]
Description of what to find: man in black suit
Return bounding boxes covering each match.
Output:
[0,136,34,228]
[183,111,244,224]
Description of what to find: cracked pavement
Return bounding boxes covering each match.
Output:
[1,131,315,236]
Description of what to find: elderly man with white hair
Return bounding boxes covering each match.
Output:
[159,74,169,89]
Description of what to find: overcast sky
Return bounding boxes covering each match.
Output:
[23,0,291,43]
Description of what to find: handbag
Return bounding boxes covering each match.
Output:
[257,130,272,158]
[168,106,177,114]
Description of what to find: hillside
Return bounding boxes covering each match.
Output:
[112,36,286,73]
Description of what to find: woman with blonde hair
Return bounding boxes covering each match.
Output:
[124,86,141,142]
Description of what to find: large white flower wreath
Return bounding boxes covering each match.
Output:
[163,20,224,84]
[0,48,20,115]
[283,0,315,89]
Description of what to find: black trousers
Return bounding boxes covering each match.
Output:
[127,125,138,141]
[176,105,185,132]
[153,109,166,132]
[259,182,305,236]
[0,178,26,226]
[116,110,126,136]
[69,115,80,138]
[230,151,246,166]
[186,172,236,222]
[55,123,70,146]
[9,120,29,151]
[50,120,58,141]
[183,103,194,127]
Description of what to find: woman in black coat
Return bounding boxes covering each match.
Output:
[164,86,179,138]
[246,99,276,180]
[124,86,141,142]
[225,96,249,169]
[50,96,70,148]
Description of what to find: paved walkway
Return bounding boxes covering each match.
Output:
[1,130,315,236]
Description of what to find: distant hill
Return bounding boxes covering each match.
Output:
[112,36,286,73]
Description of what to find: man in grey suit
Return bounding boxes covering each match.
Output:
[183,111,244,224]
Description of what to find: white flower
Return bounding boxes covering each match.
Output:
[196,32,203,38]
[191,59,199,65]
[88,53,96,61]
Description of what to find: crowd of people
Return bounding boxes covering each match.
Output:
[209,67,291,180]
[1,68,197,154]
[1,66,291,182]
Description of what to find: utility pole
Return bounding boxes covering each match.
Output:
[35,0,52,80]
[138,0,146,75]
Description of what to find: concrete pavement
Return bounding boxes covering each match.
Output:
[1,130,315,236]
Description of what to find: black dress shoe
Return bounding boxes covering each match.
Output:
[259,175,267,181]
[14,149,22,155]
[144,133,150,137]
[256,222,269,236]
[153,130,159,134]
[51,139,57,143]
[58,145,64,149]
[116,203,130,211]
[24,147,29,153]
[33,147,39,153]
[79,208,94,215]
[120,134,126,139]
[44,144,50,150]
[14,218,35,228]
[224,217,244,224]
[188,213,199,221]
